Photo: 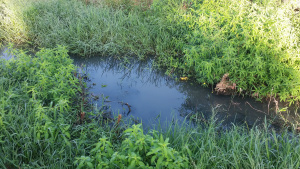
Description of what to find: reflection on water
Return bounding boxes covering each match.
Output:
[72,56,298,128]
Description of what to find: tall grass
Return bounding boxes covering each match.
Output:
[74,113,300,168]
[1,0,300,102]
[158,116,300,168]
[0,46,114,168]
[0,0,31,45]
[1,47,300,168]
[169,0,300,103]
[0,0,176,58]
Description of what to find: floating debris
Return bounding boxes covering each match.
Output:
[180,77,188,81]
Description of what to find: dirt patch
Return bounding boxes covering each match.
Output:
[215,73,236,95]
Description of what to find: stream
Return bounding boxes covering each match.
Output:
[71,55,299,129]
[1,48,299,129]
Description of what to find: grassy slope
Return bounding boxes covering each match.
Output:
[1,0,300,102]
[1,1,300,168]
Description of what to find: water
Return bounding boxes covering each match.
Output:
[72,56,296,129]
[1,47,298,129]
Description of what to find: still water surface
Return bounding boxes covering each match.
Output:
[72,56,287,128]
[1,47,296,129]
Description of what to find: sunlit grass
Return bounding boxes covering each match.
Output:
[153,0,300,103]
[0,0,32,45]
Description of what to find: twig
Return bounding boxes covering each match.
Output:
[245,101,266,114]
[104,100,132,114]
[273,97,279,114]
[119,102,131,114]
[117,114,122,126]
[228,100,242,111]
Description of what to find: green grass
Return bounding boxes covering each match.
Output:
[1,47,300,168]
[0,46,113,168]
[1,0,300,102]
[0,0,30,45]
[0,0,172,58]
[168,0,300,103]
[1,0,300,167]
[76,114,300,169]
[158,117,300,169]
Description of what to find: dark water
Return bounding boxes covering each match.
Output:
[1,47,298,129]
[71,55,299,129]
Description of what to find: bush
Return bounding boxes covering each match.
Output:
[0,46,95,168]
[74,124,189,169]
[1,0,300,101]
[154,0,300,103]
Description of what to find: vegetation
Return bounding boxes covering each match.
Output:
[1,0,300,102]
[1,0,300,168]
[174,0,300,103]
[1,47,300,168]
[0,46,188,168]
[0,46,83,168]
[75,124,189,168]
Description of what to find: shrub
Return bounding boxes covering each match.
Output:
[154,0,300,103]
[0,46,80,168]
[74,124,189,169]
[2,0,300,102]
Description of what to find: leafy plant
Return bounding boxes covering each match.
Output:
[74,124,189,168]
[1,46,300,168]
[0,46,83,168]
[154,0,300,103]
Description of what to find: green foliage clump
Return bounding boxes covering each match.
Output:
[154,0,300,103]
[160,118,300,169]
[1,0,300,101]
[74,124,189,169]
[0,46,81,168]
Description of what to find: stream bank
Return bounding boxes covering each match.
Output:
[2,47,300,169]
[1,47,299,130]
[72,55,300,131]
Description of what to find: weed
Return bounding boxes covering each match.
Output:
[0,46,110,168]
[74,124,189,168]
[1,47,300,168]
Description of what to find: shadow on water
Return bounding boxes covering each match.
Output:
[71,55,300,130]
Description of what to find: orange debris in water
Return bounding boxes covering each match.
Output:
[117,114,122,125]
